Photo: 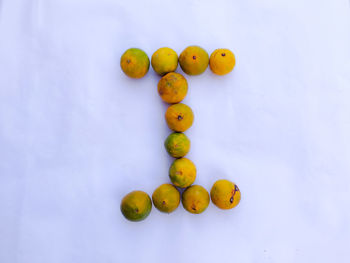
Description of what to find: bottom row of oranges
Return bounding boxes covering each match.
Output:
[121,179,241,222]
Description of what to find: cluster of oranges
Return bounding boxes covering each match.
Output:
[120,46,241,222]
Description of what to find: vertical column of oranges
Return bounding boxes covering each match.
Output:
[120,46,241,222]
[154,47,205,215]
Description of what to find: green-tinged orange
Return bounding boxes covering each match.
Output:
[165,103,194,132]
[152,184,180,213]
[210,179,241,210]
[179,46,209,75]
[151,47,178,76]
[120,48,150,78]
[169,158,196,188]
[164,132,190,158]
[120,191,152,222]
[182,185,210,214]
[158,72,188,104]
[209,49,236,75]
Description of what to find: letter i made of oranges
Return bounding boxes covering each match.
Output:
[120,46,241,221]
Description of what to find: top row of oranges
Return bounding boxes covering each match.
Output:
[120,46,236,78]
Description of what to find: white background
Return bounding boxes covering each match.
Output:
[1,0,350,262]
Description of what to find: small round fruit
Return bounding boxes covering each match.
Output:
[179,46,209,75]
[169,158,196,188]
[209,49,236,75]
[152,184,180,213]
[158,72,188,104]
[182,185,210,214]
[120,191,152,222]
[210,179,241,209]
[151,47,178,76]
[165,103,194,132]
[164,132,190,158]
[120,48,150,79]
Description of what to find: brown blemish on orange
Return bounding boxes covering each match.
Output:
[158,72,188,104]
[230,196,234,204]
[230,185,238,203]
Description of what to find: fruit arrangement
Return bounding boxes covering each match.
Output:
[120,46,241,222]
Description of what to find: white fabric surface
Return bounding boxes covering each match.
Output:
[1,0,350,262]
